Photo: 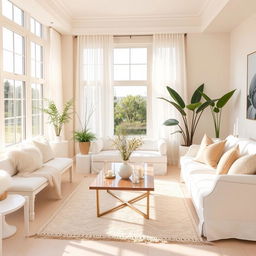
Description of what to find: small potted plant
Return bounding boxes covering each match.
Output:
[74,129,96,155]
[74,105,96,155]
[42,99,73,142]
[112,134,143,179]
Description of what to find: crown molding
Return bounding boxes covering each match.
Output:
[72,15,202,35]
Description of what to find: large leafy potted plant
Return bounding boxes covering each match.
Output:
[202,90,236,138]
[42,99,73,142]
[159,84,210,146]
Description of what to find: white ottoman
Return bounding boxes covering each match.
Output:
[76,154,91,174]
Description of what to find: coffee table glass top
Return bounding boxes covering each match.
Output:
[89,163,154,191]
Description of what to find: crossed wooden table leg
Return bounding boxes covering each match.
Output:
[96,190,150,219]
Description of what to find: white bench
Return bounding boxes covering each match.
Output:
[0,157,73,221]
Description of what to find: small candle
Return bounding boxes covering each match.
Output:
[107,170,113,177]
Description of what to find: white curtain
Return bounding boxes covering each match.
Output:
[152,34,187,165]
[76,35,113,138]
[47,28,63,140]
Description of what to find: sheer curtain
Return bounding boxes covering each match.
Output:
[76,35,113,139]
[152,34,187,165]
[47,28,63,140]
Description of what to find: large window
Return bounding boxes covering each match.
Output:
[113,47,149,135]
[3,28,25,74]
[31,84,43,136]
[1,0,46,147]
[2,0,24,26]
[4,80,25,145]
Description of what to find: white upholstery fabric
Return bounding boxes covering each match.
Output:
[0,158,16,176]
[8,146,43,174]
[181,136,256,241]
[158,139,167,155]
[8,176,47,192]
[33,138,55,163]
[44,158,73,173]
[90,139,104,153]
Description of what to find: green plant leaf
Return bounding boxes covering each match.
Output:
[158,97,186,116]
[216,90,236,108]
[201,93,216,107]
[163,119,179,126]
[191,84,204,104]
[186,102,201,111]
[171,130,182,135]
[196,101,211,113]
[166,86,185,108]
[213,107,220,113]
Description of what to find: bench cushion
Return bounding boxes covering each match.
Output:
[44,158,73,173]
[92,150,167,163]
[8,176,47,192]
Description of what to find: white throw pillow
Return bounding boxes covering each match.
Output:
[33,137,55,163]
[8,146,43,174]
[228,154,256,175]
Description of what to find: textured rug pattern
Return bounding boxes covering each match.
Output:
[35,177,203,243]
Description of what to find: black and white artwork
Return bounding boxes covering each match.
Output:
[247,51,256,120]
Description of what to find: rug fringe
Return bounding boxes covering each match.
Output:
[30,233,211,245]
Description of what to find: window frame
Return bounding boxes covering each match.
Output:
[0,0,48,149]
[113,39,152,138]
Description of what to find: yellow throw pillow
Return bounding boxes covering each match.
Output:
[228,154,256,175]
[194,134,213,163]
[204,140,226,168]
[216,145,240,174]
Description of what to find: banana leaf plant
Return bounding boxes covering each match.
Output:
[202,90,236,138]
[159,84,211,146]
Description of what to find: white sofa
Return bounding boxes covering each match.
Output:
[180,135,256,241]
[90,138,167,175]
[0,157,73,221]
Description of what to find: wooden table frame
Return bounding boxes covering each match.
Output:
[89,163,154,219]
[96,189,151,219]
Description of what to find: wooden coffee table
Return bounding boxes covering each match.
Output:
[89,163,154,219]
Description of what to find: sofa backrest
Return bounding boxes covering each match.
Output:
[103,138,158,151]
[0,158,16,176]
[225,135,256,156]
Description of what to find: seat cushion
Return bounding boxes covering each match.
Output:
[8,176,48,192]
[92,150,167,163]
[44,158,73,173]
[180,156,216,186]
[189,174,217,213]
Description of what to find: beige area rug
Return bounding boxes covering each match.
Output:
[35,176,204,243]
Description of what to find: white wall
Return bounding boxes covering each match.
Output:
[229,14,256,140]
[186,33,230,143]
[61,35,75,157]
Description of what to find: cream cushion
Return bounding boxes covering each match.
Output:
[216,145,240,174]
[33,138,54,163]
[8,146,43,174]
[204,140,226,168]
[228,154,256,175]
[195,134,214,162]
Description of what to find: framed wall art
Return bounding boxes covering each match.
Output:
[247,51,256,120]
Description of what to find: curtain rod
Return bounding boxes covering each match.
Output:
[74,33,187,38]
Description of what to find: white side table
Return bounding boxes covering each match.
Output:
[0,194,29,256]
[50,140,69,158]
[76,154,91,174]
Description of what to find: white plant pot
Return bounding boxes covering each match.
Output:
[118,161,132,179]
[55,136,62,143]
[179,145,189,157]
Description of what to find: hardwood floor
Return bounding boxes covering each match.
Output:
[3,166,256,256]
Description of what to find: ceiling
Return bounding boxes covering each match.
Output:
[12,0,256,34]
[55,0,209,18]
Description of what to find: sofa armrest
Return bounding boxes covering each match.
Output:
[90,138,104,154]
[185,144,200,157]
[157,139,167,155]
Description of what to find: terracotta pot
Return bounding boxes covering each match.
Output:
[79,142,91,155]
[0,191,7,201]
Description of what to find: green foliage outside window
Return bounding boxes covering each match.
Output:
[114,95,146,135]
